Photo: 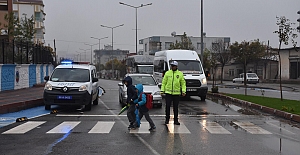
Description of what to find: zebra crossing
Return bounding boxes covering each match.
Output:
[1,120,274,135]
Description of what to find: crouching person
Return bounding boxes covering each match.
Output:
[134,84,156,131]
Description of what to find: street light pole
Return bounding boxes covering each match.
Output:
[200,0,204,63]
[101,24,124,79]
[79,48,90,62]
[85,43,98,64]
[76,51,81,62]
[100,24,124,51]
[91,36,108,72]
[119,2,152,54]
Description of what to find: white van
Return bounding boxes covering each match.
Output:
[153,50,208,101]
[43,61,99,111]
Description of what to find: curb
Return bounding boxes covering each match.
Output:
[207,92,300,123]
[0,98,43,114]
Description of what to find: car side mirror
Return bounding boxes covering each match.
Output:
[92,78,98,83]
[44,76,49,81]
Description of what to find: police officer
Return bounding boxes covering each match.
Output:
[161,61,186,125]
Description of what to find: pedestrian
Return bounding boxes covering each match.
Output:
[122,76,138,129]
[134,84,156,131]
[161,61,186,125]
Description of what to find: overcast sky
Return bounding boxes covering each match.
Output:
[43,0,300,61]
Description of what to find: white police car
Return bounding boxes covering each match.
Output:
[43,61,99,111]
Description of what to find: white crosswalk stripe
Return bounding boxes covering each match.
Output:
[130,122,151,134]
[88,121,115,133]
[46,121,80,134]
[2,121,46,134]
[200,121,231,134]
[233,121,272,134]
[166,121,191,134]
[0,120,275,135]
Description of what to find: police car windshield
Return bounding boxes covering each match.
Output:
[131,76,156,85]
[50,68,90,82]
[171,60,203,74]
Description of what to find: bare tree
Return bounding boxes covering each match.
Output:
[211,39,231,83]
[273,16,298,101]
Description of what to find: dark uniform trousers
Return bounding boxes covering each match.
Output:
[165,94,180,122]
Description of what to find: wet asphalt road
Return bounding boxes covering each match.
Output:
[0,79,300,155]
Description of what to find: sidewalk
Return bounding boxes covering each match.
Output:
[0,85,44,114]
[207,81,300,123]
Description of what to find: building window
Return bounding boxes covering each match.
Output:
[13,11,18,18]
[145,43,147,52]
[229,69,234,77]
[165,42,172,50]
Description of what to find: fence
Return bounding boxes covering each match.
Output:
[0,39,54,65]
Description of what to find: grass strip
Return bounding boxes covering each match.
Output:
[224,94,300,115]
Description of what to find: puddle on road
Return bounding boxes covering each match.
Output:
[208,96,260,115]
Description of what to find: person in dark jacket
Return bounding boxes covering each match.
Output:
[134,84,156,131]
[122,76,138,129]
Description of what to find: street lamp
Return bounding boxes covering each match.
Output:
[76,51,81,62]
[91,36,108,66]
[84,43,98,64]
[100,24,124,79]
[79,48,90,62]
[119,2,152,54]
[100,24,124,51]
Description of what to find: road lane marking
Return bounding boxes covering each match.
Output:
[46,121,80,134]
[88,121,115,133]
[2,121,46,134]
[233,121,272,134]
[98,99,160,155]
[200,121,231,134]
[166,121,191,134]
[130,122,150,134]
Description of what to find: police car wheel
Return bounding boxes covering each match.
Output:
[93,96,99,105]
[85,96,92,111]
[45,105,51,110]
[85,102,92,111]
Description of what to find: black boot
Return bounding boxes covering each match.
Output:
[165,118,169,124]
[174,118,180,125]
[174,122,180,125]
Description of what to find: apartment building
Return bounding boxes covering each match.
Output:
[0,0,45,44]
[94,45,129,65]
[139,32,230,55]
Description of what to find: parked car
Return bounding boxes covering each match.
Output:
[232,73,259,84]
[118,74,162,108]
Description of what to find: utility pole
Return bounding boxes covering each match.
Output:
[200,0,204,63]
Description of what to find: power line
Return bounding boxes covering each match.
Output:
[45,39,135,46]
